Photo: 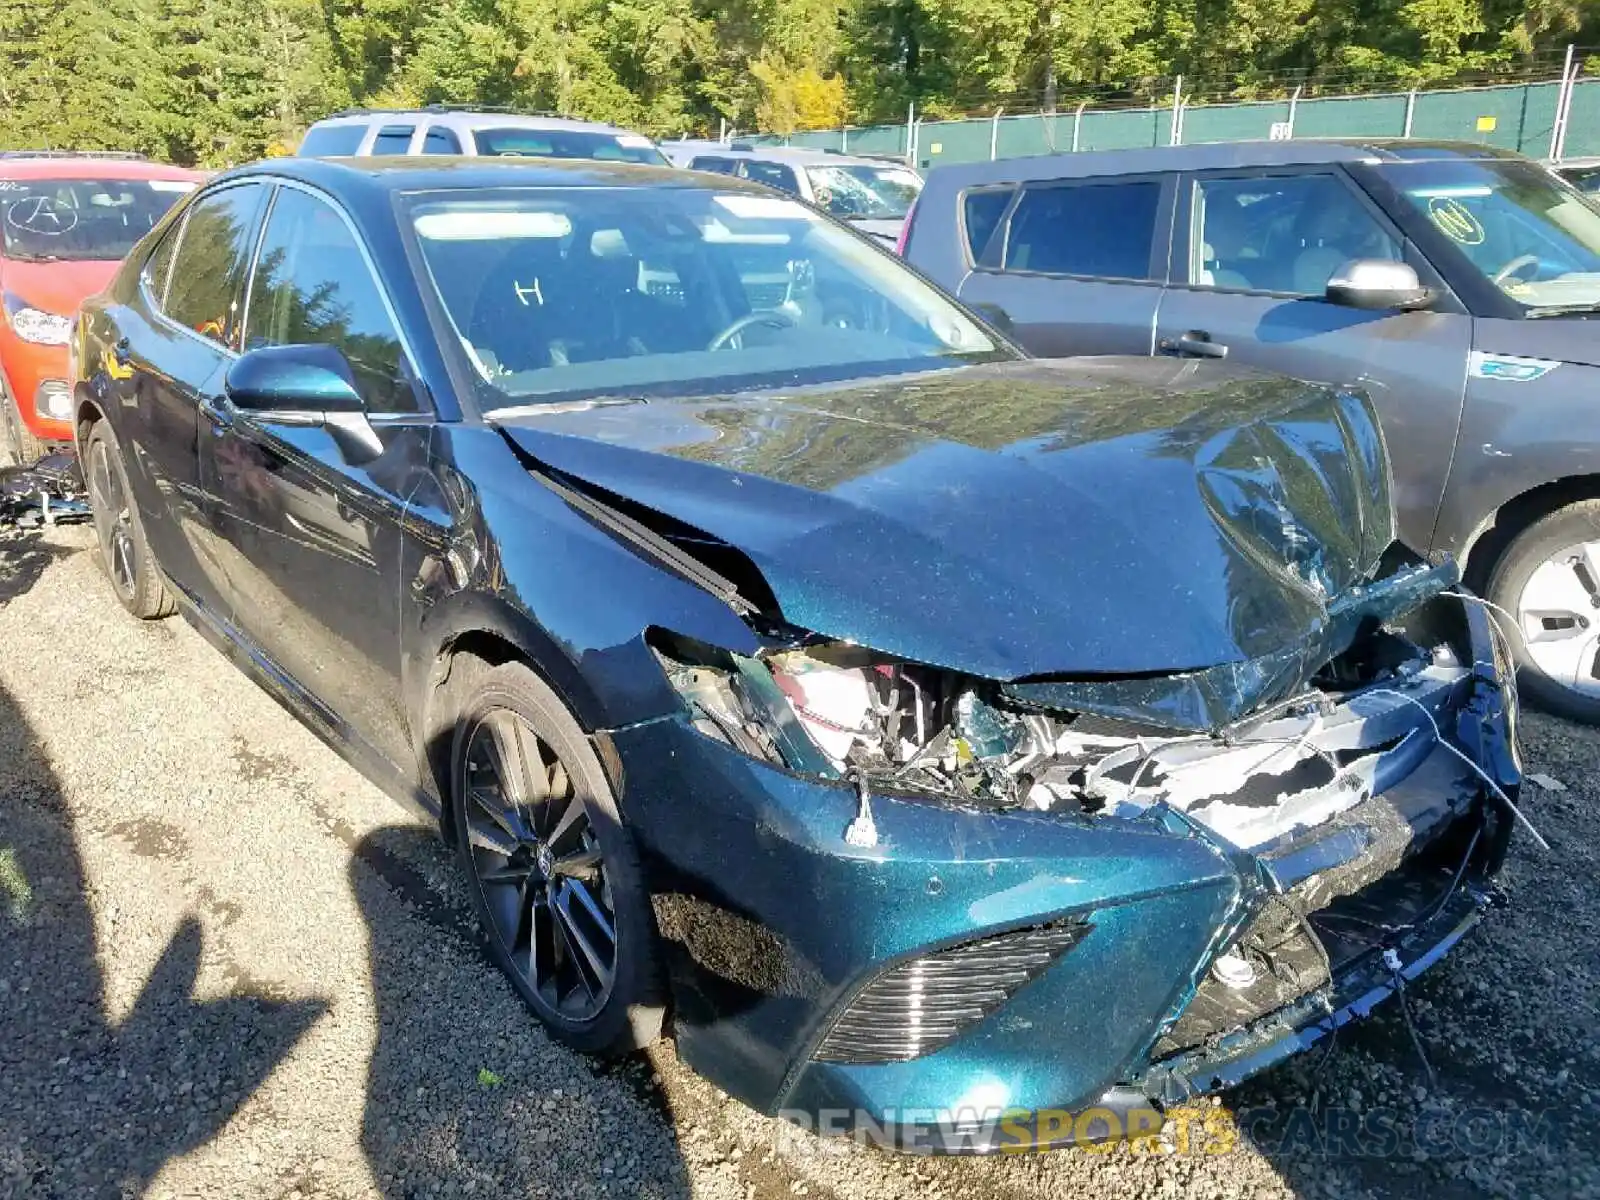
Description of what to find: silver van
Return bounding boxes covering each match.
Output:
[298,108,670,166]
[904,138,1600,721]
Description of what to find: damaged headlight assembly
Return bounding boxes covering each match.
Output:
[651,568,1541,859]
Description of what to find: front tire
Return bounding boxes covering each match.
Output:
[0,376,43,467]
[1487,499,1600,723]
[448,657,665,1056]
[83,420,175,620]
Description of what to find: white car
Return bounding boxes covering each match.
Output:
[661,141,922,244]
[298,108,671,167]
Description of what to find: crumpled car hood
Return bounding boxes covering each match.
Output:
[494,358,1400,710]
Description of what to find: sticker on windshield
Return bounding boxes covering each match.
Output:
[1469,351,1559,382]
[1428,196,1486,245]
[713,194,817,221]
[615,134,654,148]
[148,179,199,194]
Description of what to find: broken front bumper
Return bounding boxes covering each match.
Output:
[606,603,1518,1152]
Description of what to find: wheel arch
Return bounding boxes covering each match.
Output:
[1460,472,1600,592]
[411,595,631,842]
[74,388,107,448]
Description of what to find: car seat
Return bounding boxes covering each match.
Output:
[466,243,565,374]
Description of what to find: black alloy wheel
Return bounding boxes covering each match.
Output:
[462,709,617,1021]
[448,658,663,1055]
[83,421,174,619]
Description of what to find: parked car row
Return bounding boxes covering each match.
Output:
[0,121,1546,1153]
[294,109,925,247]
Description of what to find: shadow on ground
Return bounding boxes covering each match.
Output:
[345,824,694,1199]
[0,530,70,606]
[0,669,326,1197]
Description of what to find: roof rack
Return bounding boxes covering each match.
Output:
[325,104,576,121]
[0,150,149,160]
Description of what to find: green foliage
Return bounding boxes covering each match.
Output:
[1,0,1596,163]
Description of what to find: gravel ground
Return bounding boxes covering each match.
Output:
[1,522,1596,1200]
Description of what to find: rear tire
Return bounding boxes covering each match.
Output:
[83,420,175,620]
[1486,499,1600,724]
[447,655,665,1056]
[0,376,43,467]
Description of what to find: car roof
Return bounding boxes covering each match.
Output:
[307,109,651,137]
[0,156,207,183]
[663,141,909,169]
[923,137,1528,186]
[216,155,761,197]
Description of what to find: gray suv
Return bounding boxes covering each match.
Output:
[298,108,670,166]
[904,139,1600,721]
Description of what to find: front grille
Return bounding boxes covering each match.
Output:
[813,920,1089,1064]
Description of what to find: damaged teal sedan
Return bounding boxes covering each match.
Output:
[72,159,1521,1153]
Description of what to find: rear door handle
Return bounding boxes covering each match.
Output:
[1159,331,1229,359]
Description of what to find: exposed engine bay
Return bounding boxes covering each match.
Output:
[655,562,1493,856]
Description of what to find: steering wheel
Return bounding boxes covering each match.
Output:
[1492,253,1541,286]
[707,309,798,351]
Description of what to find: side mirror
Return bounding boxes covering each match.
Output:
[223,344,380,462]
[224,343,365,414]
[1325,259,1433,311]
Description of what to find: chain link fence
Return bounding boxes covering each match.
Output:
[750,53,1600,168]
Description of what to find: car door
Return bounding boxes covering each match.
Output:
[956,173,1174,356]
[1154,167,1473,553]
[118,181,270,621]
[197,182,432,771]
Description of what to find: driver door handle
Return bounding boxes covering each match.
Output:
[1160,330,1229,359]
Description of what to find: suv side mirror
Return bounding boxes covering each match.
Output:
[1325,260,1432,311]
[224,343,365,413]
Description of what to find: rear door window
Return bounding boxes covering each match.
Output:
[1004,179,1163,280]
[421,126,462,155]
[739,160,800,195]
[371,125,415,155]
[298,123,366,157]
[141,219,186,306]
[162,183,269,348]
[962,189,1013,262]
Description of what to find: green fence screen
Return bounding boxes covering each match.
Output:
[754,78,1600,167]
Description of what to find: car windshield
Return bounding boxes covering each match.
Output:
[472,128,670,166]
[405,186,1003,408]
[804,163,922,220]
[0,176,196,262]
[1374,158,1600,313]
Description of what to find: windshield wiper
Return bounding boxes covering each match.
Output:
[1526,302,1600,319]
[483,395,651,420]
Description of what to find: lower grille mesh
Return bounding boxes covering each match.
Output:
[813,921,1089,1064]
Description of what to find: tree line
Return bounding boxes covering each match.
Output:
[1,0,1597,165]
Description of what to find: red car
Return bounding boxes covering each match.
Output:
[0,154,203,464]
